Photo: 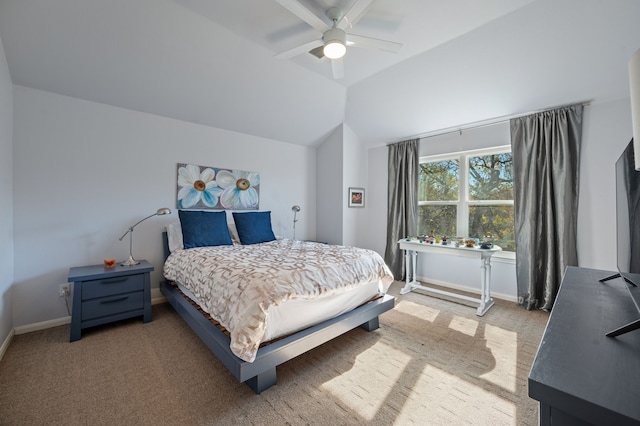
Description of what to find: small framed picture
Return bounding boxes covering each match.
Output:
[348,187,365,208]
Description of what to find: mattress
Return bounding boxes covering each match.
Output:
[177,278,383,342]
[163,239,394,362]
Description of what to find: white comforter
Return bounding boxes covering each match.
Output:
[163,239,394,362]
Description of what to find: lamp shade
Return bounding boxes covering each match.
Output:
[629,47,640,170]
[323,28,346,59]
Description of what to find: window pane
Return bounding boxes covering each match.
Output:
[418,205,457,237]
[419,159,459,202]
[468,205,515,251]
[468,153,513,201]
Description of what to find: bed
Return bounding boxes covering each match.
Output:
[160,210,395,393]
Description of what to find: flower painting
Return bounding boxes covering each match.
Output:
[176,163,260,210]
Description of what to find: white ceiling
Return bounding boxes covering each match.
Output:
[1,0,639,148]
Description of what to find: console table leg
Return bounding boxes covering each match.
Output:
[412,250,417,282]
[476,256,495,316]
[400,250,418,295]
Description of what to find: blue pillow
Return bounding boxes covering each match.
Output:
[232,211,276,245]
[179,210,233,248]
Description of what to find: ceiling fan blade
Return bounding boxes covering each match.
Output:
[275,38,323,59]
[274,0,328,33]
[347,34,402,53]
[331,57,344,80]
[338,0,375,29]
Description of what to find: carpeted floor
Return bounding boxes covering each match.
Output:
[0,281,548,425]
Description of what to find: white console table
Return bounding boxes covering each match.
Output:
[398,239,502,316]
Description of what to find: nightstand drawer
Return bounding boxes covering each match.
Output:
[82,273,144,300]
[81,291,143,321]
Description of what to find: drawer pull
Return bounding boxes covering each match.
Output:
[101,277,128,284]
[100,296,128,304]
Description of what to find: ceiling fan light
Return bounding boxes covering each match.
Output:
[323,27,346,59]
[324,41,346,59]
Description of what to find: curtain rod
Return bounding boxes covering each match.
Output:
[394,100,591,143]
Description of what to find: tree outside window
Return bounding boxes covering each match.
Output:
[418,148,515,252]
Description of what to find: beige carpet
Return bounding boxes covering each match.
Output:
[0,281,548,425]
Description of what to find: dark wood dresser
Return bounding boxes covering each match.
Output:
[529,266,640,425]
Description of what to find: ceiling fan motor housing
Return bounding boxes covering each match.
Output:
[323,27,346,45]
[323,27,347,58]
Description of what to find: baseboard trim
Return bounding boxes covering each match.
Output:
[0,328,15,362]
[14,316,71,335]
[151,295,167,305]
[415,275,518,303]
[151,287,166,305]
[13,295,168,336]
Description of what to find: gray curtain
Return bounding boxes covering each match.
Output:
[384,139,419,280]
[510,105,583,310]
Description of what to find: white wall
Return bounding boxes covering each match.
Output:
[577,99,634,269]
[362,99,633,301]
[343,124,366,247]
[360,145,387,255]
[316,125,344,245]
[0,33,13,346]
[12,86,317,327]
[316,124,369,247]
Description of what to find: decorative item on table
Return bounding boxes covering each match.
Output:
[103,258,116,269]
[119,207,172,266]
[464,239,476,248]
[480,233,494,249]
[455,236,465,247]
[441,236,449,245]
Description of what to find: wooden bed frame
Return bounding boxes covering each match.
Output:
[160,232,395,393]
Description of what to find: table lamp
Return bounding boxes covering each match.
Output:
[119,207,171,266]
[292,205,300,240]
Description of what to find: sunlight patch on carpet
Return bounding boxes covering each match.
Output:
[395,364,517,425]
[448,315,478,336]
[480,324,518,392]
[394,299,440,322]
[321,341,410,420]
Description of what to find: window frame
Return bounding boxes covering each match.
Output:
[418,145,515,259]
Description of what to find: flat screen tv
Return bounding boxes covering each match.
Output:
[616,139,640,284]
[601,139,640,337]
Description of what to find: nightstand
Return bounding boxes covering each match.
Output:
[68,260,153,342]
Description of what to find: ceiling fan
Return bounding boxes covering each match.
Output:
[274,0,402,79]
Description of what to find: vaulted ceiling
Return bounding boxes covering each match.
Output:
[1,0,639,148]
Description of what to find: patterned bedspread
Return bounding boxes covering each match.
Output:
[163,239,394,362]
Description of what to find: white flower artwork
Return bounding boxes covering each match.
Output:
[176,163,260,210]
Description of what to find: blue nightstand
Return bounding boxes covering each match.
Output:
[68,260,153,342]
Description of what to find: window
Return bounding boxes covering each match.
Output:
[418,146,515,252]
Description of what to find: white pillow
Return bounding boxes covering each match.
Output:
[228,222,241,244]
[166,221,241,254]
[166,223,184,253]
